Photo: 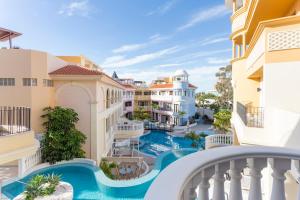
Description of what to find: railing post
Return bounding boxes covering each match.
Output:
[248,158,267,200]
[213,162,230,200]
[229,159,247,200]
[294,160,300,200]
[198,167,214,200]
[269,158,291,200]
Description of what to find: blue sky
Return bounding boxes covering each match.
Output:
[0,0,232,92]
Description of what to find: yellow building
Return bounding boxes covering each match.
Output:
[0,28,145,178]
[227,1,300,198]
[133,81,152,112]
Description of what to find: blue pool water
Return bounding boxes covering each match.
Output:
[139,130,205,156]
[2,149,196,200]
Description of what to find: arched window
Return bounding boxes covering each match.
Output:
[106,89,110,109]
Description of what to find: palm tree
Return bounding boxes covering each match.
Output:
[184,131,201,147]
[151,102,160,121]
[178,111,186,126]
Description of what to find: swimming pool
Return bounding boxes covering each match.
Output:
[139,130,205,156]
[2,149,196,200]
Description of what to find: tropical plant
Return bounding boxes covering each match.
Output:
[213,109,232,134]
[178,111,186,126]
[24,174,61,200]
[133,108,150,121]
[41,106,87,164]
[100,159,118,179]
[215,65,233,110]
[184,131,201,148]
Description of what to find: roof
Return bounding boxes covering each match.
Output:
[150,83,197,89]
[122,84,136,90]
[174,69,188,77]
[0,27,22,42]
[112,71,119,79]
[49,65,103,75]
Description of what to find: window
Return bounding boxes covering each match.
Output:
[174,104,179,112]
[125,101,132,107]
[169,91,173,95]
[43,79,54,87]
[0,78,15,86]
[135,91,142,95]
[144,91,151,95]
[23,78,37,86]
[138,101,149,106]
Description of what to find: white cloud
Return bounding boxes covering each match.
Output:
[207,57,231,64]
[147,0,179,16]
[177,4,230,31]
[58,0,92,17]
[112,34,169,54]
[201,37,228,46]
[103,46,179,68]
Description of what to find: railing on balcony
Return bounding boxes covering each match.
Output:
[145,146,300,200]
[205,134,233,149]
[116,121,144,131]
[237,102,264,128]
[0,106,31,136]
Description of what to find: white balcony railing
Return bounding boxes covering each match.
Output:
[116,121,144,131]
[145,146,300,200]
[205,134,233,149]
[19,148,42,176]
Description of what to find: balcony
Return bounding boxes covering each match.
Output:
[0,106,39,165]
[237,102,264,128]
[243,16,300,77]
[114,119,144,139]
[205,134,233,149]
[145,146,300,200]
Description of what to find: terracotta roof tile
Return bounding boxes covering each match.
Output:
[49,65,102,75]
[122,84,136,89]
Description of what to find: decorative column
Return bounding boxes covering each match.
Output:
[198,167,214,200]
[18,158,26,178]
[182,181,197,200]
[269,158,291,200]
[294,160,300,200]
[90,101,99,163]
[232,40,236,59]
[229,159,247,200]
[248,158,267,200]
[213,162,230,200]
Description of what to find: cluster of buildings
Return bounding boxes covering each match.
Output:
[113,70,197,126]
[0,27,197,177]
[146,0,300,199]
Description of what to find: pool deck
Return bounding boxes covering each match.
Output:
[169,122,213,137]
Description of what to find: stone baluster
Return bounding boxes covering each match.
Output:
[182,176,199,200]
[198,166,214,200]
[248,158,267,200]
[229,159,247,200]
[213,162,230,200]
[294,160,300,200]
[269,158,291,200]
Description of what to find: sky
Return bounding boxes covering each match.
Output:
[0,0,232,92]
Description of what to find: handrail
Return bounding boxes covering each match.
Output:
[145,146,300,200]
[0,106,31,136]
[237,102,264,128]
[205,134,233,149]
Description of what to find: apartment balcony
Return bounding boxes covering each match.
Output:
[145,146,300,200]
[205,134,233,149]
[237,102,264,128]
[151,94,173,102]
[114,119,144,139]
[153,107,173,115]
[123,105,133,113]
[0,106,39,165]
[236,16,300,79]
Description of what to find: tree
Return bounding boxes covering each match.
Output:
[151,102,160,121]
[213,109,232,134]
[133,108,150,121]
[41,107,87,164]
[185,131,201,147]
[195,92,217,108]
[178,111,186,126]
[215,65,233,110]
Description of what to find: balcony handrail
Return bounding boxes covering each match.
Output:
[116,122,144,131]
[205,134,233,149]
[145,146,300,200]
[0,106,31,136]
[237,102,264,128]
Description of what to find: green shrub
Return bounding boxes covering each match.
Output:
[213,109,232,134]
[41,106,87,164]
[100,159,118,179]
[24,174,61,200]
